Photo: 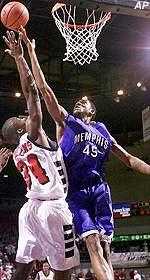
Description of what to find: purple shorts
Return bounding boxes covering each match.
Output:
[68,182,114,242]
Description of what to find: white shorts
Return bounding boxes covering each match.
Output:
[16,199,80,271]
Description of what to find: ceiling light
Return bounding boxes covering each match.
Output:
[15,92,21,98]
[137,82,142,88]
[117,90,124,96]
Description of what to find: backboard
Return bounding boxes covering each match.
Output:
[55,0,150,18]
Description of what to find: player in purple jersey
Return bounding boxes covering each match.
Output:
[21,27,150,280]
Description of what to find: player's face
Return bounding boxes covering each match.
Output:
[73,97,93,119]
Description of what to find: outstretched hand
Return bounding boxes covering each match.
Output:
[3,30,23,59]
[0,147,12,172]
[19,26,35,52]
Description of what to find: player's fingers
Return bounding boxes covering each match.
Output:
[3,36,10,48]
[0,147,10,156]
[2,148,12,155]
[4,150,12,157]
[4,49,11,56]
[0,148,5,154]
[20,25,26,34]
[10,30,16,43]
[19,26,25,36]
[32,39,35,47]
[19,26,28,41]
[6,30,12,42]
[7,152,12,158]
[18,32,23,45]
[2,147,9,153]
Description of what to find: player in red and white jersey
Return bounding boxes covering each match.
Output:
[2,31,79,280]
[13,132,68,201]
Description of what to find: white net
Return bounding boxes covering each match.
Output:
[52,4,111,66]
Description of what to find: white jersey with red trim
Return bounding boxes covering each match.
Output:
[38,270,54,280]
[13,133,68,200]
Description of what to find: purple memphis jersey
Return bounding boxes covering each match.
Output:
[60,114,113,193]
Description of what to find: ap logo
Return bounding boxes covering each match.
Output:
[134,1,150,10]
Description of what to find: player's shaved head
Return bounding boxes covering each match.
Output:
[2,117,18,142]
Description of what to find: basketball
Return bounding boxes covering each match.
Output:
[1,2,29,31]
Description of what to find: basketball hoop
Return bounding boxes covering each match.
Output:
[52,3,111,66]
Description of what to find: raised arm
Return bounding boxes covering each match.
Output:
[3,31,42,141]
[20,27,67,127]
[111,139,150,175]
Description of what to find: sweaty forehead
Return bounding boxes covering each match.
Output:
[81,96,88,102]
[77,98,90,104]
[82,99,91,107]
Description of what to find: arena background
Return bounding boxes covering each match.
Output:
[0,0,150,279]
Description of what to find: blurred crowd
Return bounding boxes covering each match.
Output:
[70,269,146,280]
[114,269,146,280]
[0,231,149,280]
[71,270,97,280]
